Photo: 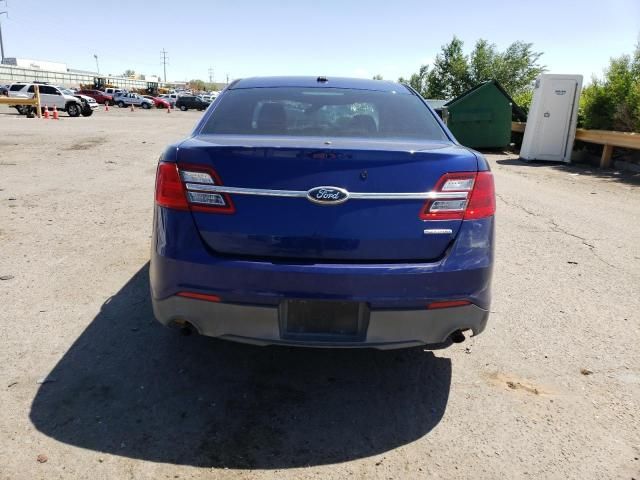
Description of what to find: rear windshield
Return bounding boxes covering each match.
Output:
[200,87,447,140]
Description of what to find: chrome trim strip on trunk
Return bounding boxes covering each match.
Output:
[184,183,468,200]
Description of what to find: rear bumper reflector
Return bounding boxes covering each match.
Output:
[427,300,471,310]
[176,292,222,302]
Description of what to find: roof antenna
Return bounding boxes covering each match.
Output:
[316,76,328,83]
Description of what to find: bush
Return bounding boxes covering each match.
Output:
[581,45,640,132]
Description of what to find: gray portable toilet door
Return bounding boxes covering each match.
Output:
[535,78,579,160]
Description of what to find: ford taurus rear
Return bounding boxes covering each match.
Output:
[150,76,495,349]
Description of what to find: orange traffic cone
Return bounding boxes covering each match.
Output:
[130,104,135,112]
[43,105,50,119]
[104,102,109,112]
[52,105,59,120]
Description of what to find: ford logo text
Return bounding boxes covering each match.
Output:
[306,186,349,205]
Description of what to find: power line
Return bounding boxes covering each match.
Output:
[160,49,169,82]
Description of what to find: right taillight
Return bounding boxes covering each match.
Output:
[155,161,235,214]
[463,171,495,220]
[420,171,495,221]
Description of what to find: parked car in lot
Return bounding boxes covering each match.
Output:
[104,87,123,97]
[61,88,99,116]
[198,94,218,103]
[143,95,170,109]
[151,76,496,349]
[77,89,114,105]
[158,93,179,107]
[175,95,210,111]
[114,92,154,109]
[0,84,9,96]
[8,83,85,117]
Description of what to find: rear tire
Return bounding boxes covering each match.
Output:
[142,103,151,109]
[15,105,27,115]
[66,103,81,117]
[179,105,187,111]
[81,108,94,117]
[118,101,125,108]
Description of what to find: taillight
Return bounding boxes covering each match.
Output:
[155,162,188,210]
[464,171,496,220]
[420,171,495,220]
[154,162,235,214]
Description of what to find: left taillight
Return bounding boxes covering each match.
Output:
[155,162,188,210]
[155,161,235,214]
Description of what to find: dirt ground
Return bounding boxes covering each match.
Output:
[0,106,639,480]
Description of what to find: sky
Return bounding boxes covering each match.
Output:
[0,0,638,84]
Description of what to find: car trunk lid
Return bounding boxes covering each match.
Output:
[176,135,478,262]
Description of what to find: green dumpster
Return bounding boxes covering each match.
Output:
[443,80,521,149]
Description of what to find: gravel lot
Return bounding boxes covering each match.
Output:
[1,106,638,480]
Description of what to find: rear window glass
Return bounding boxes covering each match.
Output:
[9,84,24,91]
[200,87,447,140]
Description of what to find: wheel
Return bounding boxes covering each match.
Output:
[66,103,81,117]
[81,108,94,117]
[179,105,187,111]
[15,105,27,115]
[118,101,125,108]
[109,100,115,106]
[142,103,151,109]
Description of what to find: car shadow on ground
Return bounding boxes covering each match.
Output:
[30,263,452,469]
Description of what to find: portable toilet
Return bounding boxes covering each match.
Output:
[519,74,583,163]
[443,80,524,149]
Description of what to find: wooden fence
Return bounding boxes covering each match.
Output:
[512,122,640,168]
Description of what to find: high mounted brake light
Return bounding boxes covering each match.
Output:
[155,162,235,214]
[420,171,495,221]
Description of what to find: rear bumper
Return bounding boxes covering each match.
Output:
[152,295,489,349]
[150,207,494,348]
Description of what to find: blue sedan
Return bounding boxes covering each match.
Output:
[150,76,495,349]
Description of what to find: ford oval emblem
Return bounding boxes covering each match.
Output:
[307,186,349,205]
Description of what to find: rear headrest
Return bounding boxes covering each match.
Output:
[350,114,377,134]
[256,103,286,133]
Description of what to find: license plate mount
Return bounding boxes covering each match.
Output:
[280,300,369,342]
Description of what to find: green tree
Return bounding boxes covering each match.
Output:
[399,65,430,96]
[425,36,470,98]
[372,74,384,80]
[468,39,497,85]
[188,79,207,91]
[123,69,136,78]
[401,37,544,102]
[581,44,640,131]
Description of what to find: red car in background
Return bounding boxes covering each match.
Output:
[77,89,114,105]
[143,95,171,109]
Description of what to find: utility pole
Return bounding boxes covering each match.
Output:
[208,67,213,84]
[160,49,169,82]
[226,73,229,85]
[0,1,8,63]
[93,54,99,74]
